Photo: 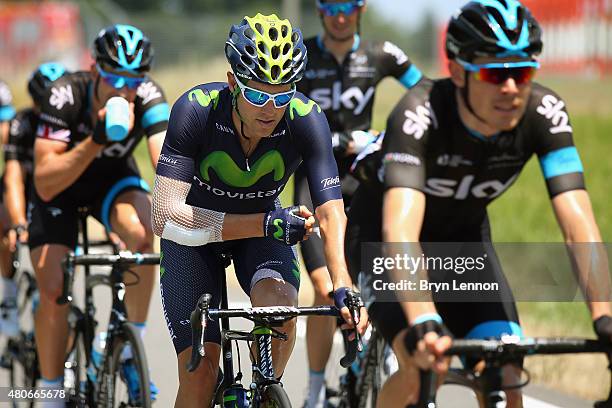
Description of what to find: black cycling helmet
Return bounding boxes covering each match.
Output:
[446,0,542,62]
[93,24,153,73]
[28,62,67,103]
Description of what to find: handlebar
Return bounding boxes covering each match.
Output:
[186,292,364,372]
[56,251,160,305]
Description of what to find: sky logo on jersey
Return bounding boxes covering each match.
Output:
[289,98,321,120]
[310,82,374,115]
[424,174,519,200]
[383,41,408,65]
[137,81,162,105]
[402,102,437,140]
[536,94,573,135]
[49,85,74,110]
[189,88,220,109]
[199,150,285,188]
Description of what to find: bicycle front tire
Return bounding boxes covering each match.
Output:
[259,383,291,408]
[99,322,152,408]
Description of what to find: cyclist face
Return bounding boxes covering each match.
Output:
[318,1,363,41]
[228,72,293,138]
[451,56,534,132]
[91,63,144,107]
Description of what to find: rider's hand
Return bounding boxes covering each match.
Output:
[7,225,27,252]
[594,315,612,344]
[333,287,368,339]
[263,205,314,246]
[404,315,452,374]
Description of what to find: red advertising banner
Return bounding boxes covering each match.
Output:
[0,2,87,77]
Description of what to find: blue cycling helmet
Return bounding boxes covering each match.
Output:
[28,62,67,102]
[446,0,542,61]
[93,24,153,73]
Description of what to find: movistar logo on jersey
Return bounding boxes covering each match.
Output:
[199,150,285,188]
[189,88,220,109]
[310,82,374,116]
[289,99,321,120]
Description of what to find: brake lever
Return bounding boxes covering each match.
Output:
[187,294,212,372]
[339,291,364,368]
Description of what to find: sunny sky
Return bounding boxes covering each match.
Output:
[368,0,467,27]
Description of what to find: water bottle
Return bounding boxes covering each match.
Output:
[223,385,249,408]
[105,96,130,141]
[88,331,107,382]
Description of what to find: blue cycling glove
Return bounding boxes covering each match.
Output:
[264,206,307,246]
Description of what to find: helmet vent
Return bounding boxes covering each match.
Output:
[258,41,267,54]
[241,55,253,67]
[282,60,291,70]
[281,25,289,38]
[271,45,280,59]
[255,23,264,35]
[269,27,278,41]
[271,65,280,81]
[258,57,268,69]
[244,28,255,40]
[282,43,291,55]
[292,32,299,43]
[245,45,256,57]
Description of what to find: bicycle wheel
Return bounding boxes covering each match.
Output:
[4,333,37,408]
[64,309,91,408]
[99,322,151,408]
[260,384,292,408]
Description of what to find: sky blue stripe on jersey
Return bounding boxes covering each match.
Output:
[398,65,423,89]
[0,106,16,121]
[100,176,151,231]
[141,103,169,129]
[466,320,523,339]
[539,146,583,180]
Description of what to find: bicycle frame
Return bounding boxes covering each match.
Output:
[187,254,361,406]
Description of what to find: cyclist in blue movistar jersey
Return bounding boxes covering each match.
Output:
[152,13,367,407]
[347,1,612,406]
[0,78,17,336]
[29,25,165,403]
[0,64,67,338]
[296,2,424,405]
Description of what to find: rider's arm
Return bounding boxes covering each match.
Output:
[377,40,423,89]
[146,131,165,170]
[379,84,440,323]
[4,160,26,227]
[382,188,438,323]
[0,81,15,144]
[316,199,351,288]
[552,190,611,319]
[152,86,266,246]
[139,78,169,170]
[532,87,611,319]
[294,94,351,288]
[34,137,103,202]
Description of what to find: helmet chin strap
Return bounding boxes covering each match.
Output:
[230,83,251,142]
[460,72,491,127]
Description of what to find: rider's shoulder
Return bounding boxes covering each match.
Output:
[37,71,88,123]
[286,92,325,123]
[178,82,228,110]
[527,81,567,110]
[391,77,438,113]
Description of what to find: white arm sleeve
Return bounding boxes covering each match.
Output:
[152,174,225,246]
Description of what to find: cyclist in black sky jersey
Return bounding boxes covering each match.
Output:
[0,78,17,337]
[347,1,612,406]
[295,2,424,405]
[0,63,68,339]
[29,25,167,403]
[151,13,367,407]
